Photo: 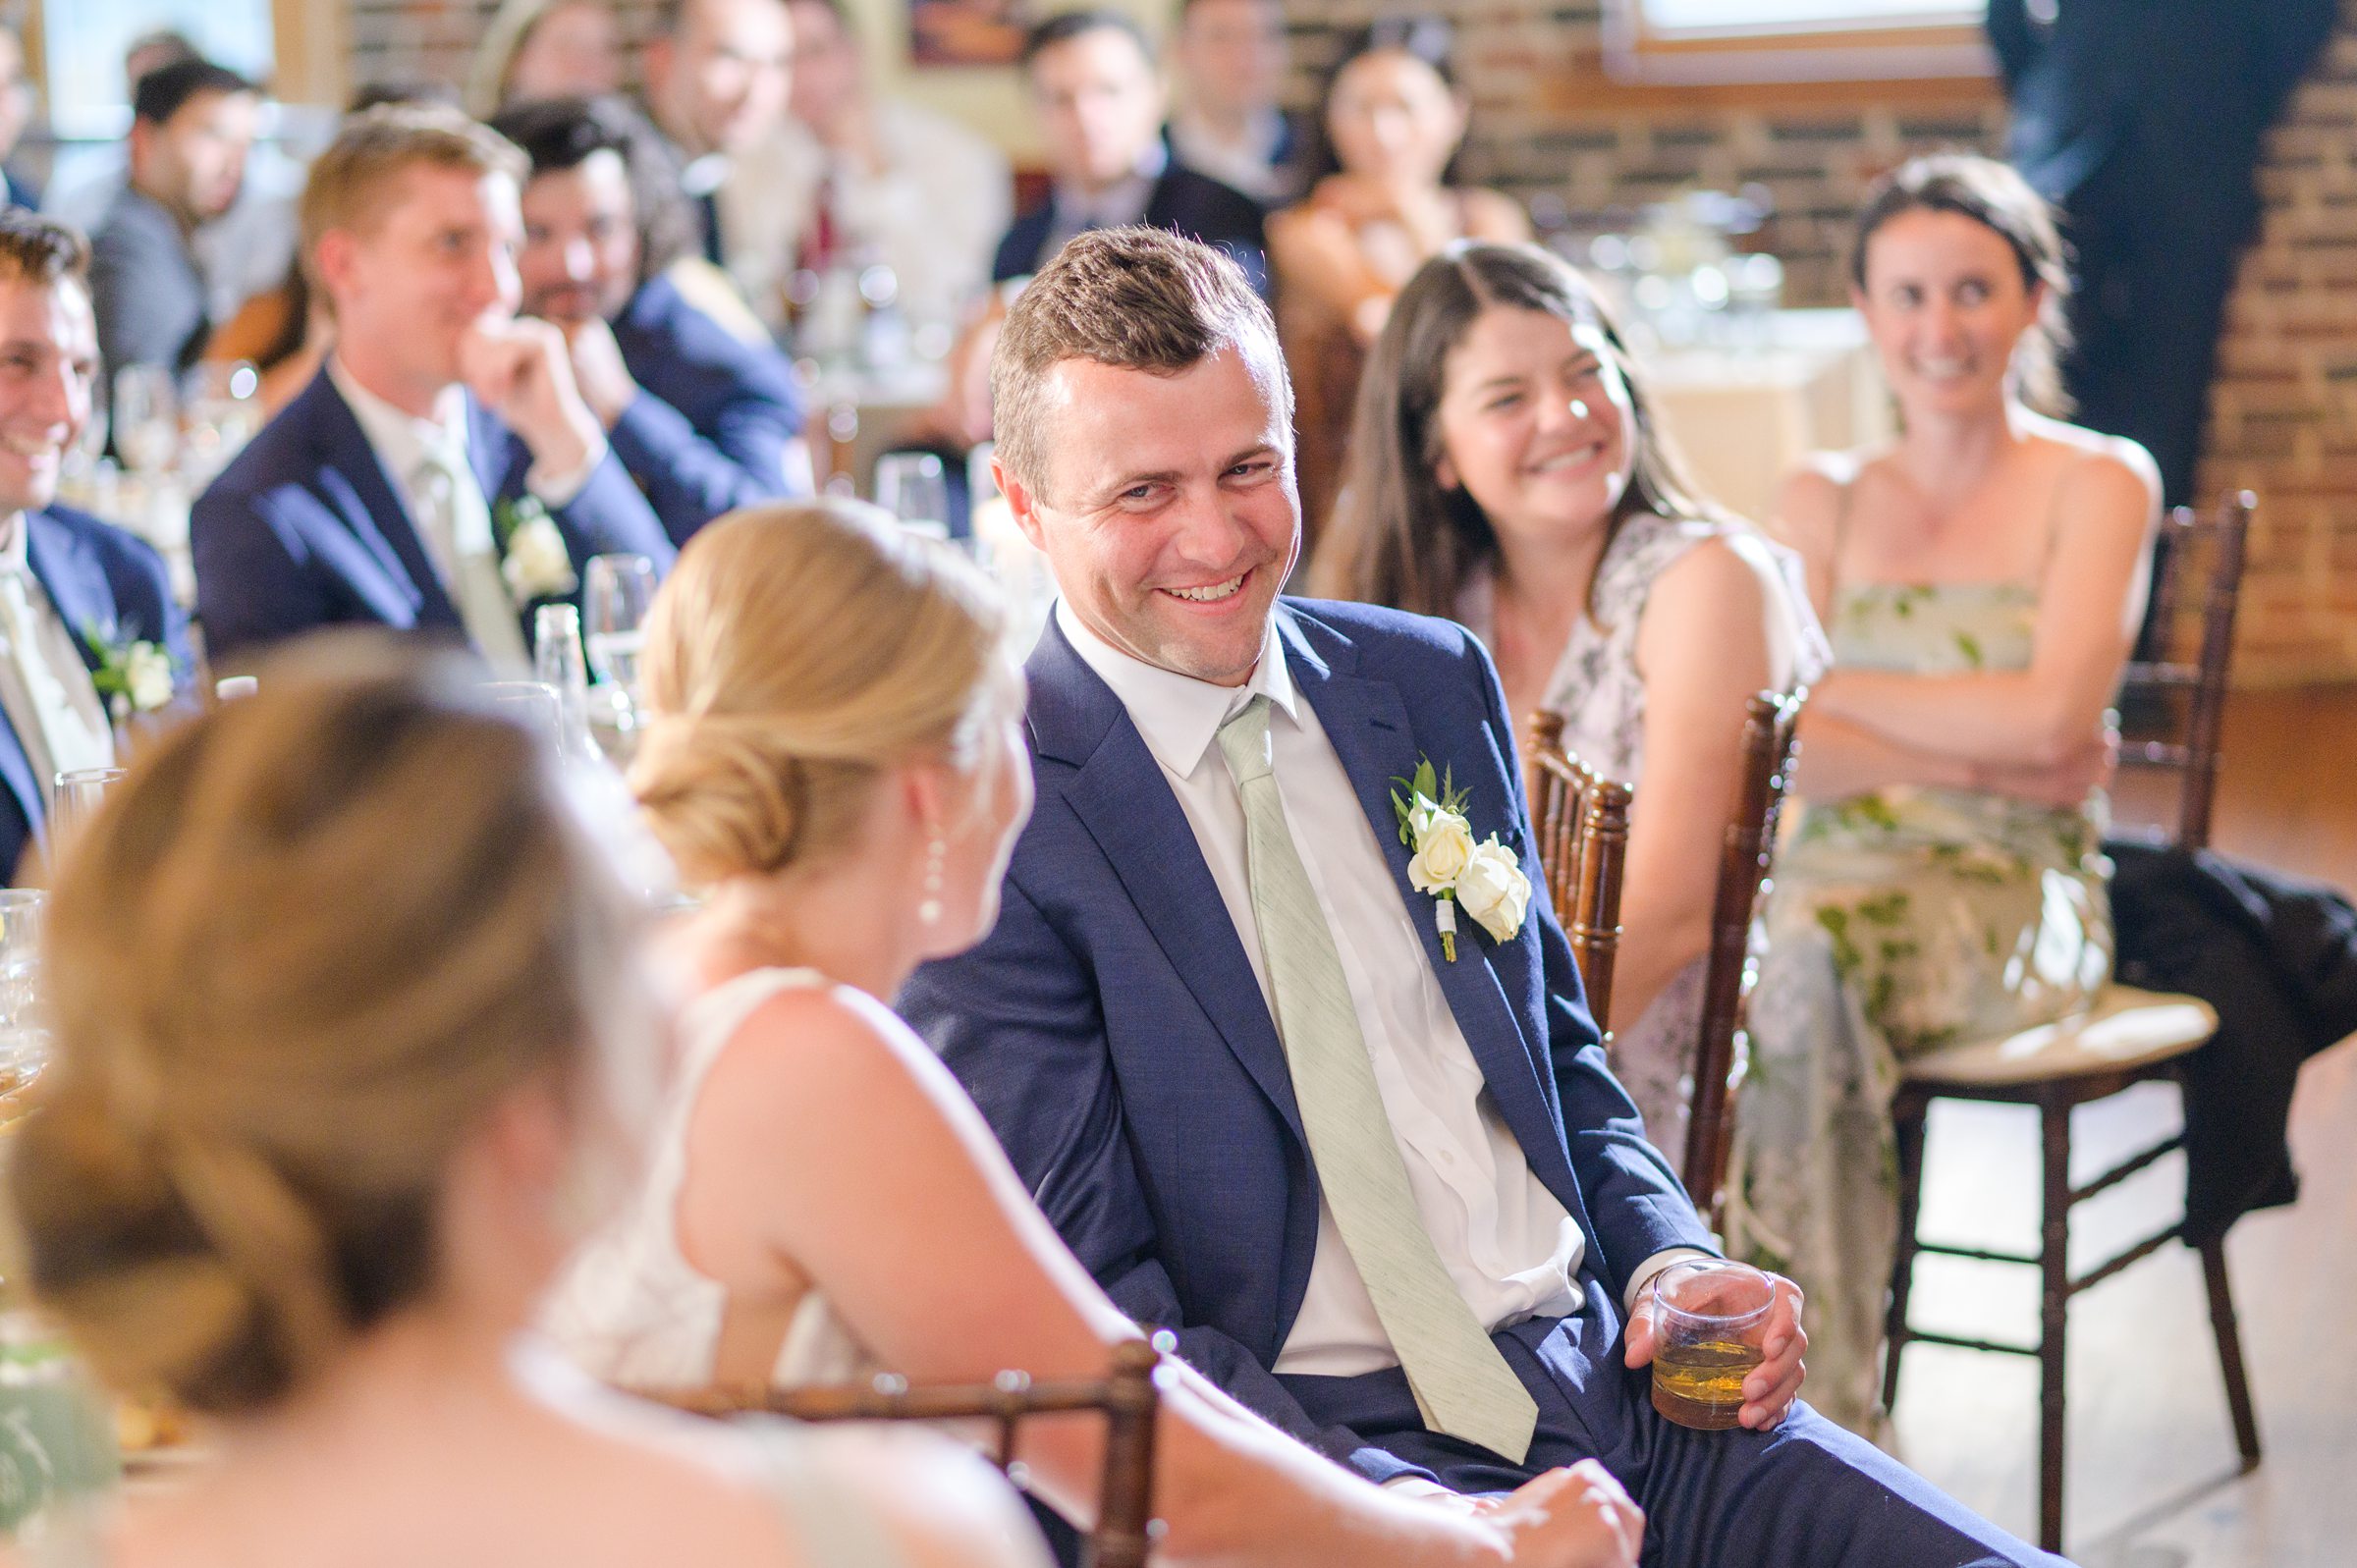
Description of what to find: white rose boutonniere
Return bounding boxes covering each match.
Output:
[494,495,580,607]
[1390,756,1528,960]
[1456,836,1533,945]
[81,627,179,722]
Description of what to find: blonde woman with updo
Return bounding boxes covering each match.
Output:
[545,499,1648,1568]
[4,642,1039,1568]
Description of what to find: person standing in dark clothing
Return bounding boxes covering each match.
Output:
[1988,0,2335,510]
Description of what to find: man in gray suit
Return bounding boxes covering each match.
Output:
[89,57,259,378]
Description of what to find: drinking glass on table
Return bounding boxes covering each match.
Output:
[181,359,262,480]
[1647,1259,1775,1430]
[0,888,44,1108]
[583,554,658,729]
[480,680,567,751]
[49,768,125,866]
[111,366,180,481]
[873,451,951,543]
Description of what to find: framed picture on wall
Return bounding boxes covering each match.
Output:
[908,0,1034,67]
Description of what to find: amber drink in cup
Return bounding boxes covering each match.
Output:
[1648,1259,1774,1431]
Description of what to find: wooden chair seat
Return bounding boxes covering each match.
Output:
[1899,986,2218,1090]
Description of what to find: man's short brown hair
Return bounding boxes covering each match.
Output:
[299,105,528,301]
[0,208,91,294]
[990,227,1289,496]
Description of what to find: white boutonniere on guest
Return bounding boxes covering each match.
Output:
[81,627,177,722]
[1391,756,1531,960]
[493,494,580,607]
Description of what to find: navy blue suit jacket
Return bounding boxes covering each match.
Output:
[992,163,1271,297]
[192,368,676,666]
[0,505,193,882]
[901,600,1711,1483]
[608,272,808,546]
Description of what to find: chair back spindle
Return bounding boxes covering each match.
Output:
[1525,711,1635,1034]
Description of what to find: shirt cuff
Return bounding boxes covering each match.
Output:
[525,432,610,509]
[1380,1477,1462,1502]
[1624,1247,1714,1315]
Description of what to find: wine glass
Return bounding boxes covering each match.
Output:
[583,554,659,727]
[181,359,261,481]
[874,451,950,542]
[111,366,180,480]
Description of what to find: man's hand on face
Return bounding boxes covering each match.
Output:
[459,314,605,475]
[558,316,640,431]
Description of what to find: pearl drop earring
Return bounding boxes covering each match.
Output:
[917,834,947,926]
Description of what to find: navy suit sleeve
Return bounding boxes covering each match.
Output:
[191,481,334,667]
[1465,634,1716,1300]
[606,384,795,547]
[901,872,1434,1487]
[515,446,678,573]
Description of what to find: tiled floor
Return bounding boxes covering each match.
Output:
[1887,687,2357,1566]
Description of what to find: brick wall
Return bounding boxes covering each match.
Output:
[343,0,2357,682]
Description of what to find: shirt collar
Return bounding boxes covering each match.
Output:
[328,355,470,480]
[0,513,27,575]
[1052,139,1169,230]
[1055,596,1297,779]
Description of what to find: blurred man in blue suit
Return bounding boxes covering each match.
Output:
[495,94,809,546]
[192,105,674,672]
[0,210,192,882]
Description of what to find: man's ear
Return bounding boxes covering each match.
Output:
[313,230,359,309]
[996,453,1050,554]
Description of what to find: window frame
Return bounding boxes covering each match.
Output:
[1600,0,1995,87]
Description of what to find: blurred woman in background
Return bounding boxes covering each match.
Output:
[1729,153,2160,1433]
[1312,241,1824,1169]
[7,640,1036,1568]
[468,0,626,117]
[1269,18,1528,542]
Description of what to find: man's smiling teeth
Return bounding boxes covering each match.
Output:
[1912,357,1971,380]
[1168,575,1246,603]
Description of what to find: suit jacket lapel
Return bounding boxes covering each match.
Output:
[304,375,462,629]
[25,512,114,673]
[1285,612,1577,1195]
[1030,619,1306,1145]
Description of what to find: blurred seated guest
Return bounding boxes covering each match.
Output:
[1310,241,1826,1162]
[1270,18,1527,540]
[192,107,673,672]
[467,0,627,117]
[730,0,1011,339]
[91,58,260,378]
[201,81,466,419]
[495,95,809,546]
[0,210,192,885]
[548,499,1647,1568]
[0,27,39,211]
[995,11,1268,296]
[9,643,1044,1568]
[1727,154,2160,1433]
[1166,0,1308,208]
[642,0,795,307]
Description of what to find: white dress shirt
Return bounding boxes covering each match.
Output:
[0,516,114,812]
[1057,601,1599,1376]
[1168,107,1300,206]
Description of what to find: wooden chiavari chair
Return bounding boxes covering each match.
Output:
[642,1337,1168,1568]
[1526,711,1635,1033]
[1682,688,1805,1221]
[1880,492,2257,1552]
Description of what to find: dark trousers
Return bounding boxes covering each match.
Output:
[1278,1274,2068,1568]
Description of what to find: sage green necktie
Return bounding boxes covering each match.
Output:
[1216,695,1538,1462]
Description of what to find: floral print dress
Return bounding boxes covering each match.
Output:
[1725,579,2114,1434]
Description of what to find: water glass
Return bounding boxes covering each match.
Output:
[0,889,44,1119]
[1648,1259,1775,1431]
[874,451,950,541]
[49,767,125,863]
[480,680,567,752]
[181,359,262,479]
[583,554,658,723]
[111,365,179,479]
[532,604,595,761]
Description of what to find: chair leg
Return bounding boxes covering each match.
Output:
[2036,1091,2071,1556]
[1882,1092,1930,1413]
[2197,1233,2263,1468]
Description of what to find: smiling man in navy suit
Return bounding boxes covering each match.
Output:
[192,105,674,672]
[493,93,808,547]
[899,228,2065,1568]
[0,210,192,882]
